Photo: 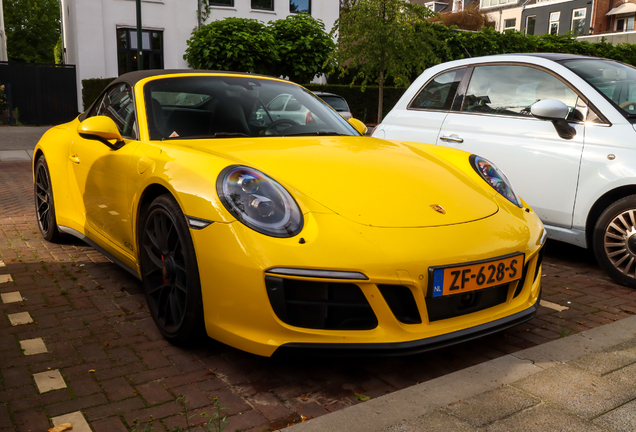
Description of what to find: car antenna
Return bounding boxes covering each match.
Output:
[451,29,472,58]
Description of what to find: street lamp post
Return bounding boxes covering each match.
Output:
[136,0,142,70]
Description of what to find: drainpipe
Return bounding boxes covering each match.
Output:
[0,0,8,62]
[136,0,143,70]
[198,0,202,29]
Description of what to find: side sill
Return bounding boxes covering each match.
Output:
[58,225,141,280]
[274,297,539,357]
[544,225,587,249]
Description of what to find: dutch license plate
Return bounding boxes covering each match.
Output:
[429,253,524,298]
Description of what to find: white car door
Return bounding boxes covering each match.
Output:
[436,64,585,229]
[373,68,465,143]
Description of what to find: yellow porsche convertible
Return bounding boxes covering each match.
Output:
[33,71,545,357]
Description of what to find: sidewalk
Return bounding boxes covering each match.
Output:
[0,126,49,162]
[286,315,636,432]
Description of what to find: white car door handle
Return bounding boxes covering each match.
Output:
[440,135,464,143]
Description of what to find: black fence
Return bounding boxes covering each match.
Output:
[0,62,78,126]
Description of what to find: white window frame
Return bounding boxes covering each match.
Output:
[549,11,560,34]
[504,18,516,30]
[480,0,511,8]
[615,15,635,32]
[525,15,536,35]
[571,8,586,35]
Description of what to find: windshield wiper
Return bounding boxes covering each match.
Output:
[163,132,250,140]
[282,131,347,137]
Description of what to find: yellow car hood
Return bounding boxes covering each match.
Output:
[184,136,499,228]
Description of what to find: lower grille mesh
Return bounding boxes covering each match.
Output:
[265,276,378,330]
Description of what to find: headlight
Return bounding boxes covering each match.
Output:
[470,155,522,208]
[216,165,303,237]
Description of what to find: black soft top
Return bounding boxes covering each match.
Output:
[110,69,274,87]
[81,69,280,119]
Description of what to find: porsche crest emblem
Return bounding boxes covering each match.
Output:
[430,205,446,215]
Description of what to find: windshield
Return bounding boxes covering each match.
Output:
[561,59,636,118]
[143,76,359,140]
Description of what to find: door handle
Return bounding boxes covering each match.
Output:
[69,154,80,164]
[440,135,464,143]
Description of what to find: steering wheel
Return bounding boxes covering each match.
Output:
[264,119,298,136]
[619,100,636,109]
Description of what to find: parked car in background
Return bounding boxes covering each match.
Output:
[314,91,353,119]
[33,70,544,356]
[373,53,636,288]
[263,93,317,125]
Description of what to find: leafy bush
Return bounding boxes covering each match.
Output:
[269,13,334,83]
[184,17,277,75]
[184,15,333,83]
[428,25,636,66]
[82,77,115,111]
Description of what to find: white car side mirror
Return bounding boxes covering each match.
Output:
[530,99,576,140]
[530,99,569,120]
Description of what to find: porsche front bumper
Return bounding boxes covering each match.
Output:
[190,203,544,357]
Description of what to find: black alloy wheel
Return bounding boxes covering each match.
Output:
[593,195,636,289]
[34,156,62,242]
[140,194,204,344]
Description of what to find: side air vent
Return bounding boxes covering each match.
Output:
[378,285,422,324]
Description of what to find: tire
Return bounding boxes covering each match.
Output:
[34,156,63,243]
[139,194,205,345]
[593,195,636,289]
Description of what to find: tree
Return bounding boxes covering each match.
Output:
[329,0,438,123]
[430,4,495,31]
[184,17,277,74]
[3,0,60,63]
[269,13,334,83]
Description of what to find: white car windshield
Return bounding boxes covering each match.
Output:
[143,76,359,140]
[561,59,636,118]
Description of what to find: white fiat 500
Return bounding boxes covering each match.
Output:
[373,54,636,288]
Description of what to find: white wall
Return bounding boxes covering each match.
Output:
[62,0,340,110]
[487,7,524,32]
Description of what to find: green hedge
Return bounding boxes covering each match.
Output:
[429,25,636,66]
[304,84,406,124]
[82,77,115,111]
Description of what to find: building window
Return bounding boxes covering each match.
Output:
[504,18,516,30]
[210,0,234,5]
[480,0,513,7]
[116,28,163,76]
[549,11,560,34]
[525,16,536,35]
[290,0,310,13]
[616,16,635,32]
[571,8,586,36]
[252,0,274,10]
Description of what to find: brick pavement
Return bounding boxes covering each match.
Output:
[1,161,636,432]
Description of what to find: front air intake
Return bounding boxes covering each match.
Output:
[265,276,378,330]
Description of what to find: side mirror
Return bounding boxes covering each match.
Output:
[530,99,576,140]
[77,116,125,150]
[348,118,368,135]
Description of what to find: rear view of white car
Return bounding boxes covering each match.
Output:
[374,53,636,288]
